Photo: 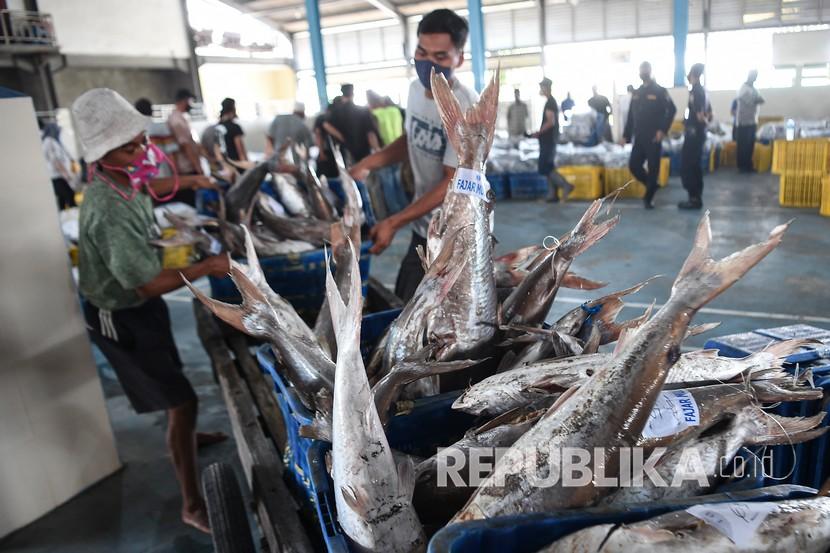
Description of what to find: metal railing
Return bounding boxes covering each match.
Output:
[0,10,58,49]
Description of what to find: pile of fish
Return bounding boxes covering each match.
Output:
[187,70,830,552]
[155,140,364,258]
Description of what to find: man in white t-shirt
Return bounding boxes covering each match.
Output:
[349,8,477,301]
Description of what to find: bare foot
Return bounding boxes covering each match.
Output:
[182,505,211,534]
[197,431,229,448]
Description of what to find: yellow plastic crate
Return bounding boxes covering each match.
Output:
[821,176,830,217]
[779,171,825,208]
[603,158,670,198]
[753,143,772,173]
[772,139,830,174]
[720,141,737,168]
[669,120,685,135]
[559,165,604,200]
[160,228,194,269]
[68,245,78,267]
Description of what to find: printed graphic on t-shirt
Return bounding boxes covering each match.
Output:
[409,115,447,159]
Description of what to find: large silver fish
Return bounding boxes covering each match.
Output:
[453,213,789,519]
[255,192,332,246]
[271,172,312,217]
[542,496,830,552]
[423,69,500,363]
[224,162,270,223]
[325,240,425,553]
[184,226,335,414]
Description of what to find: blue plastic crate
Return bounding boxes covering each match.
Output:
[507,173,547,200]
[427,485,817,553]
[486,174,510,201]
[256,307,477,552]
[208,242,372,320]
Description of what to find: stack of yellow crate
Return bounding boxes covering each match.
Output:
[752,143,772,172]
[603,158,670,198]
[558,166,604,200]
[776,139,830,208]
[821,176,830,217]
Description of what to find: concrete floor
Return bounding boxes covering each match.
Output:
[2,168,829,552]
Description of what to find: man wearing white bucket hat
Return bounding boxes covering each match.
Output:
[72,88,229,534]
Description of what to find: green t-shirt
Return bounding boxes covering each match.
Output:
[372,106,403,147]
[78,176,163,311]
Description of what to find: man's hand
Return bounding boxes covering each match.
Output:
[186,175,219,190]
[206,254,231,277]
[654,130,665,142]
[349,161,371,181]
[369,218,398,255]
[529,131,540,139]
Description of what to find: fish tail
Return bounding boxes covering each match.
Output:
[324,238,363,349]
[561,271,608,290]
[760,338,821,360]
[751,379,824,402]
[670,212,789,311]
[745,409,827,446]
[685,321,722,339]
[559,197,620,259]
[431,66,500,163]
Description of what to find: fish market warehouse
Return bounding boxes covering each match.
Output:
[3,0,830,551]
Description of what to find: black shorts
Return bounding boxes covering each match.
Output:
[83,297,197,413]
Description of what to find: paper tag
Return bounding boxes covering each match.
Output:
[641,390,700,439]
[453,168,490,201]
[686,502,778,544]
[208,236,223,255]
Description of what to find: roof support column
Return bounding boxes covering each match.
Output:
[305,0,328,108]
[466,0,486,92]
[673,0,689,87]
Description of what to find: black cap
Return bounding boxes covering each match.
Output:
[341,83,354,96]
[539,77,552,88]
[689,63,705,77]
[220,97,236,115]
[175,88,195,102]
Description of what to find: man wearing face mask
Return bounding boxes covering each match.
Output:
[72,88,229,534]
[349,9,477,302]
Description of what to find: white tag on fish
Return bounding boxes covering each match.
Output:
[208,236,223,255]
[641,390,700,439]
[686,502,778,544]
[453,168,490,201]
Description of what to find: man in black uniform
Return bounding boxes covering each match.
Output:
[679,63,710,210]
[532,77,571,202]
[623,62,676,209]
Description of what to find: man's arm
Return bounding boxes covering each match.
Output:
[264,135,275,158]
[623,98,634,143]
[656,90,677,140]
[368,164,452,254]
[349,133,408,180]
[137,255,229,298]
[323,121,346,143]
[148,175,217,195]
[181,142,203,175]
[234,135,249,162]
[532,108,557,138]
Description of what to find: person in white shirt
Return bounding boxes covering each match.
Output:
[39,120,77,209]
[349,9,477,302]
[734,70,765,173]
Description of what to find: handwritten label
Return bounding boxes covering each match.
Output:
[686,502,778,544]
[453,168,490,201]
[641,390,700,439]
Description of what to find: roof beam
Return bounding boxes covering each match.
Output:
[364,0,402,18]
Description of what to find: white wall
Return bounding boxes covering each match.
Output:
[39,0,190,59]
[0,97,121,538]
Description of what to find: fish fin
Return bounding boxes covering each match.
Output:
[745,409,827,446]
[183,275,247,334]
[340,485,372,517]
[759,338,821,360]
[685,321,723,339]
[415,244,429,272]
[238,224,266,286]
[558,196,620,259]
[671,213,790,310]
[561,271,608,290]
[541,385,580,419]
[397,455,417,502]
[324,238,363,347]
[612,300,655,355]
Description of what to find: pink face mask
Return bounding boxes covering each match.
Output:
[96,142,179,202]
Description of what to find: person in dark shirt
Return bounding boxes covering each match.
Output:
[679,63,709,210]
[215,97,247,162]
[314,99,341,179]
[531,77,571,202]
[560,92,574,121]
[588,85,613,142]
[623,61,677,209]
[329,83,380,164]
